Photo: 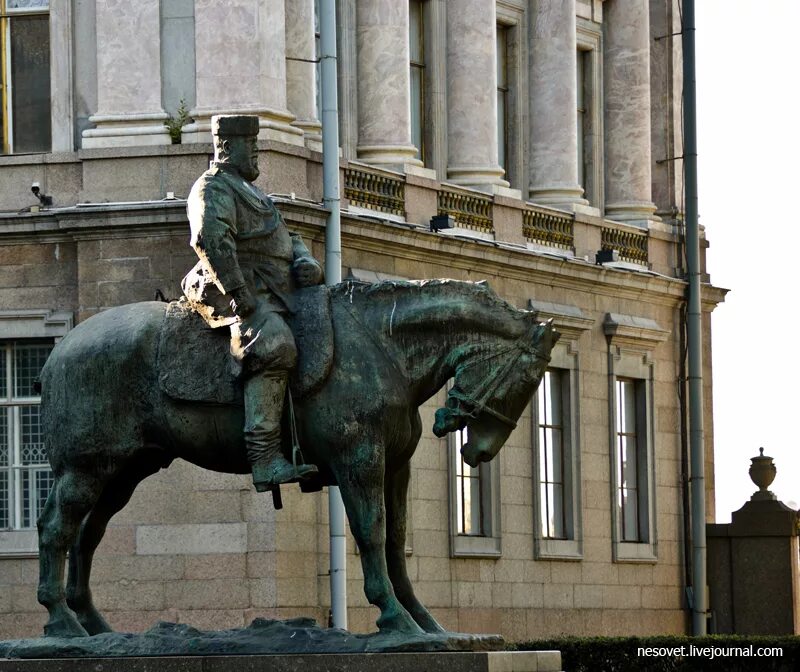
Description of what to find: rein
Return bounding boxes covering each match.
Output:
[449,325,547,430]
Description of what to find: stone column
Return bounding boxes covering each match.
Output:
[285,0,322,146]
[81,0,170,148]
[446,0,506,190]
[529,0,586,208]
[355,0,420,168]
[182,0,304,146]
[603,0,658,223]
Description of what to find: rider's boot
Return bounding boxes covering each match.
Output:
[244,371,318,492]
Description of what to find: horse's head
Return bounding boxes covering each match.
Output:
[433,318,559,467]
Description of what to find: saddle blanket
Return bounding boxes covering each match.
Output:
[157,286,334,405]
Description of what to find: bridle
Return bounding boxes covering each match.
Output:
[448,325,549,430]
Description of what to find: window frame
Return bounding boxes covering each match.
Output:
[529,300,592,561]
[409,0,425,164]
[447,419,501,558]
[604,312,668,564]
[0,309,70,558]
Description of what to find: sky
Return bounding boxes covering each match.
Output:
[695,1,800,521]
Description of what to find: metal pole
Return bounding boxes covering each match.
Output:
[682,0,707,637]
[319,0,347,631]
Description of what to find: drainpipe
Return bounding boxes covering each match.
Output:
[320,0,347,631]
[682,0,707,637]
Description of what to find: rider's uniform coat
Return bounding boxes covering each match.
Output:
[182,162,322,372]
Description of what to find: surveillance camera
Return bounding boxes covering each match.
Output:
[31,182,40,195]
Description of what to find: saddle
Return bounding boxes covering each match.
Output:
[157,286,334,405]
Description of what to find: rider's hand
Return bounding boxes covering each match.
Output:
[293,259,323,287]
[230,287,257,318]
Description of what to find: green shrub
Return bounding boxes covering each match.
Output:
[166,99,191,144]
[513,635,800,672]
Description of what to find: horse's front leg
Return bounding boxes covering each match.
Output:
[332,443,423,635]
[385,461,446,634]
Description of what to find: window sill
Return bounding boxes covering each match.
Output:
[613,541,657,564]
[0,529,39,557]
[535,538,582,561]
[451,534,501,558]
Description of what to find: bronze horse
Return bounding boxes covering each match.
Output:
[36,279,558,638]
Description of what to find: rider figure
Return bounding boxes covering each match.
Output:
[182,114,321,491]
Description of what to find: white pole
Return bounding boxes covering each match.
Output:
[319,0,347,630]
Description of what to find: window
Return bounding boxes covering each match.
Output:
[496,24,509,176]
[536,369,568,540]
[1,341,53,531]
[576,49,588,190]
[604,312,667,563]
[409,0,425,163]
[615,378,645,542]
[448,415,500,557]
[1,0,51,154]
[576,23,602,209]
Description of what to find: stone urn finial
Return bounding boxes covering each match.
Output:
[749,447,777,501]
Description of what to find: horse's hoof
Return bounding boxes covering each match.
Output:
[377,608,425,635]
[78,609,114,635]
[44,615,90,638]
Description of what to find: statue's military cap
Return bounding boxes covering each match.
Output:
[211,114,259,138]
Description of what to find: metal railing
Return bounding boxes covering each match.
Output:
[523,207,574,250]
[601,226,649,264]
[344,166,405,216]
[437,187,493,234]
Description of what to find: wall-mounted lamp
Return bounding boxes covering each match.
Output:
[595,249,619,265]
[430,214,455,232]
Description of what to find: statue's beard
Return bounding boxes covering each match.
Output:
[240,161,259,182]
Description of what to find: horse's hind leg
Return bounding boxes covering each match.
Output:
[385,461,446,634]
[66,457,161,635]
[37,470,104,637]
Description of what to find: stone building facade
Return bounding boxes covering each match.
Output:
[0,0,725,640]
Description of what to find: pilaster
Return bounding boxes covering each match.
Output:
[286,0,322,148]
[182,0,304,146]
[603,0,658,225]
[446,0,506,191]
[355,0,420,168]
[529,0,587,209]
[82,0,170,148]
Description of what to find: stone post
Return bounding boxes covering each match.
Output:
[603,0,658,224]
[286,0,322,145]
[182,0,304,146]
[529,0,586,209]
[355,0,420,168]
[706,449,800,635]
[446,0,506,190]
[81,0,170,148]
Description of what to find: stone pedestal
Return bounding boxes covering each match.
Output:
[355,0,420,168]
[182,0,304,146]
[603,0,657,225]
[528,0,586,209]
[446,0,506,190]
[81,1,171,148]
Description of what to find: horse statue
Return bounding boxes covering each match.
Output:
[36,279,558,638]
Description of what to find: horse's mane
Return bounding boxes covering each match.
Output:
[331,278,529,328]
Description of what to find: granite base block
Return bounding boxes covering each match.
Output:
[0,650,563,672]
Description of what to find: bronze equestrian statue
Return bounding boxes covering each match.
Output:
[35,116,559,640]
